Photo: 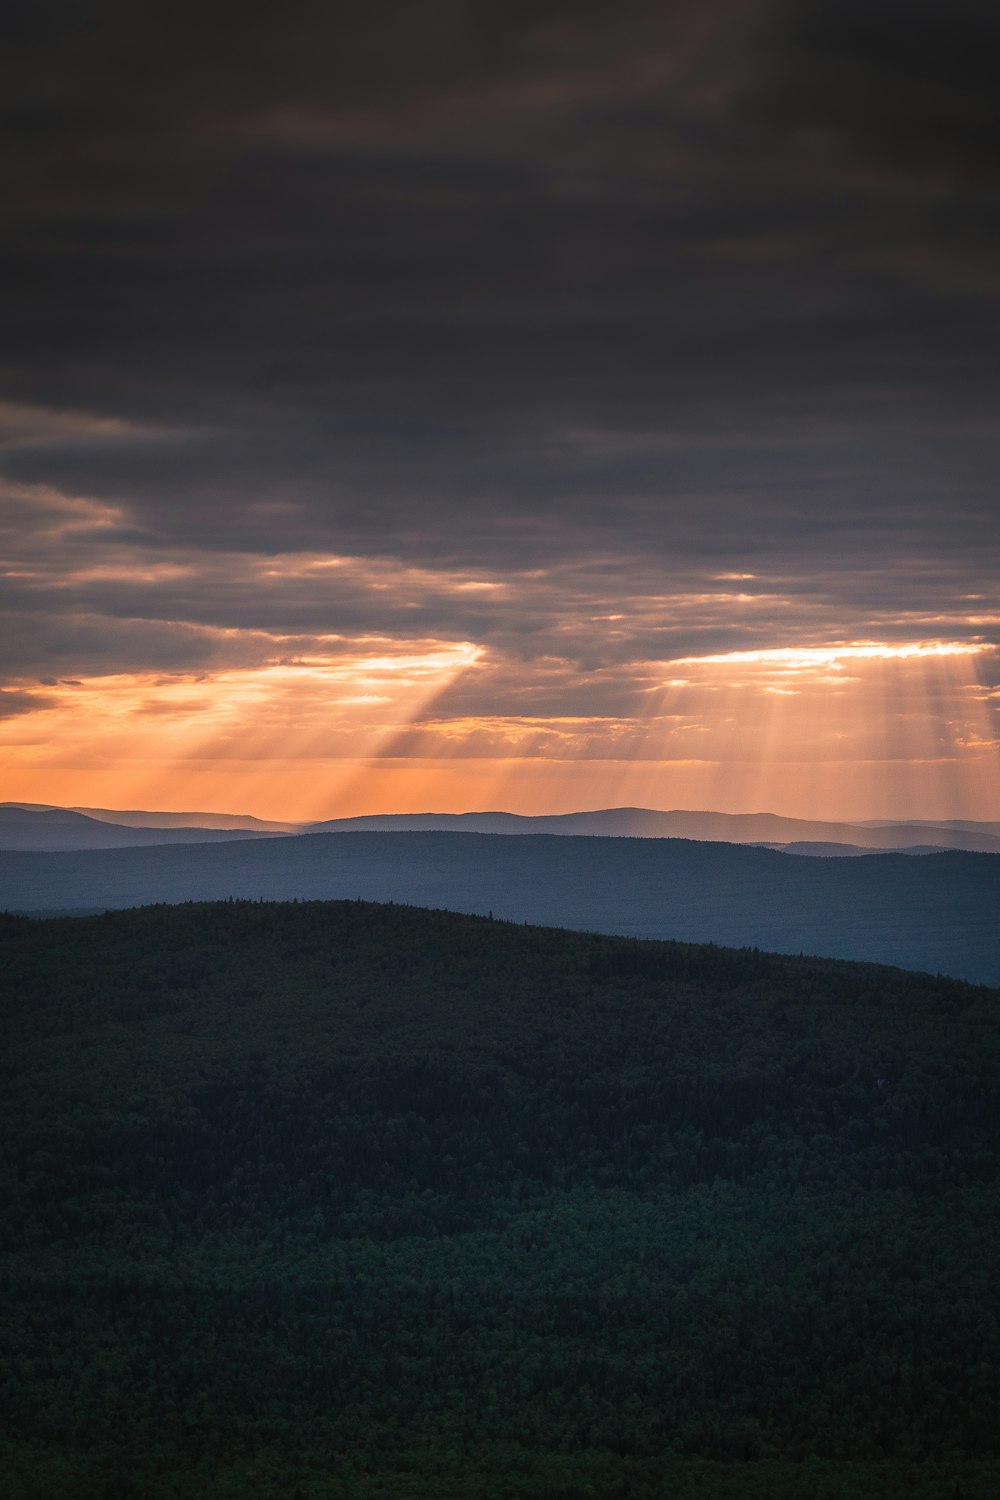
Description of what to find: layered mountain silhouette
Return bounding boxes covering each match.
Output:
[4,802,1000,853]
[303,807,1000,852]
[2,830,997,985]
[0,806,288,852]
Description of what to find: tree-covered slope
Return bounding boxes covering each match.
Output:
[2,901,999,1499]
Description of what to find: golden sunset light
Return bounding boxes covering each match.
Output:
[0,641,483,820]
[677,641,991,667]
[4,7,1000,1494]
[2,632,996,821]
[4,451,997,825]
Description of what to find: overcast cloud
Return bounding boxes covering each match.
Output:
[2,0,998,772]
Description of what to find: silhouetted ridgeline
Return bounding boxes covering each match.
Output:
[6,803,1000,852]
[0,805,288,851]
[1,900,998,1498]
[2,831,998,983]
[302,807,1000,853]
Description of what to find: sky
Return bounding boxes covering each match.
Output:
[1,0,998,821]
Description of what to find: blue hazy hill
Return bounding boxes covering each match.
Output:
[2,831,997,985]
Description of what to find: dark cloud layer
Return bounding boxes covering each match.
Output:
[2,0,998,686]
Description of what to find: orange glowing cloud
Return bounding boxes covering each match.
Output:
[1,634,997,822]
[2,627,998,812]
[676,641,990,667]
[2,475,998,821]
[0,640,482,821]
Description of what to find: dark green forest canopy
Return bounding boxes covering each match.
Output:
[2,901,999,1499]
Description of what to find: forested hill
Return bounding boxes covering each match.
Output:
[3,830,998,984]
[2,900,999,1499]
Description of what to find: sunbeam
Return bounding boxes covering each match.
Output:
[1,635,996,820]
[0,641,482,820]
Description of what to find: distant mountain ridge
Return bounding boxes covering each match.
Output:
[0,805,288,852]
[2,802,295,832]
[2,830,997,984]
[4,802,1000,853]
[764,840,960,857]
[305,807,1000,854]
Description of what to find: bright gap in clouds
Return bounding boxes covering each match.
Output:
[0,637,996,822]
[677,642,989,667]
[631,640,999,821]
[0,642,482,821]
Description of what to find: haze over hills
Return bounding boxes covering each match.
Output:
[4,805,996,982]
[856,817,1000,835]
[2,803,296,834]
[768,841,959,858]
[4,802,1000,854]
[3,831,998,985]
[0,806,289,852]
[303,807,1000,852]
[69,806,297,833]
